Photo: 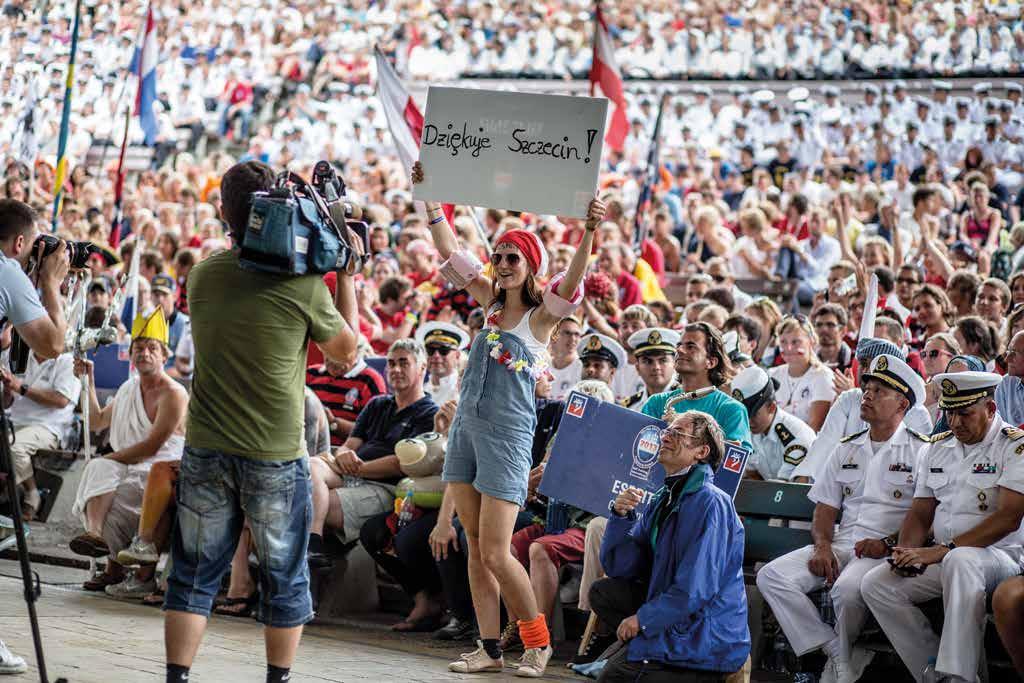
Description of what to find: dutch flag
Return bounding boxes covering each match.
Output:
[129,4,158,146]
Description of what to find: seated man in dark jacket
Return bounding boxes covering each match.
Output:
[592,410,750,682]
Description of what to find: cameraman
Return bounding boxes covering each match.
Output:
[0,200,70,675]
[0,199,70,361]
[162,161,360,683]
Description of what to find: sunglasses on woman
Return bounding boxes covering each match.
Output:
[491,253,521,267]
[923,348,951,359]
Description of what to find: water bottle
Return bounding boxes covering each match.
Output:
[397,489,415,530]
[921,658,938,683]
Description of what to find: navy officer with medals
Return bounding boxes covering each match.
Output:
[620,328,678,412]
[861,371,1024,683]
[731,365,815,481]
[757,354,929,682]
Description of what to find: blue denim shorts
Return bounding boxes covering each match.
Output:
[164,447,313,628]
[443,414,534,507]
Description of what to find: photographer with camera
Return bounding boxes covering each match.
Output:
[0,199,70,361]
[162,161,361,683]
[0,200,71,674]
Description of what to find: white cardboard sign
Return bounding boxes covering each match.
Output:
[412,86,608,217]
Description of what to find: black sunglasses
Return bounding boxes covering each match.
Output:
[426,345,454,357]
[491,253,521,267]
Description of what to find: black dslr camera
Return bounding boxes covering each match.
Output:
[30,234,101,271]
[240,162,370,276]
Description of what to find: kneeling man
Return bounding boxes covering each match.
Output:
[592,410,749,681]
[756,354,927,682]
[70,309,188,579]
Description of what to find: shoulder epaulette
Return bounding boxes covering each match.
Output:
[620,391,644,408]
[1003,426,1024,441]
[931,430,954,443]
[906,428,931,443]
[774,422,795,446]
[840,428,869,443]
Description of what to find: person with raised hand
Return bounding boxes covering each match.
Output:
[412,160,604,678]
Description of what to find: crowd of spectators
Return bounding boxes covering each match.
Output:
[7,0,1024,680]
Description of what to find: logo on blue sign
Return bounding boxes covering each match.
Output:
[630,425,662,480]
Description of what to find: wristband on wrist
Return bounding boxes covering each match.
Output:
[429,215,446,225]
[18,384,27,397]
[883,535,897,553]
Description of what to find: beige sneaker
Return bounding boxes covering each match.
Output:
[448,640,504,673]
[515,645,552,678]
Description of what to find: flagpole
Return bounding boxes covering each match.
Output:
[631,92,668,250]
[590,2,598,97]
[109,103,133,248]
[50,0,83,231]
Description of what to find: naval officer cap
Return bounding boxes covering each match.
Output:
[862,354,925,407]
[415,321,470,351]
[578,333,627,368]
[628,328,680,357]
[731,365,777,415]
[934,371,1001,410]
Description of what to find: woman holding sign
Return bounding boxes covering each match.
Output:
[412,161,604,677]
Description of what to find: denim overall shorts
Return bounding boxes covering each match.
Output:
[443,326,539,506]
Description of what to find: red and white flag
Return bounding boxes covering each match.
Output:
[589,5,628,152]
[374,46,453,224]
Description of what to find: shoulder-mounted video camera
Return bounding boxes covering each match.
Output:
[239,161,370,277]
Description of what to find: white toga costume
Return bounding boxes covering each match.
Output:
[72,377,185,554]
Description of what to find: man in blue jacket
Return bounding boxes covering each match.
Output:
[592,410,750,682]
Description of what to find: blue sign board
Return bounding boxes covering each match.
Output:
[539,391,750,518]
[88,342,131,390]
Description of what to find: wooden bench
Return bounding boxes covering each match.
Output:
[662,274,799,310]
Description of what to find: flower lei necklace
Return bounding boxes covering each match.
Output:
[484,309,549,380]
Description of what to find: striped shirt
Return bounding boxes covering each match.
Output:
[306,362,387,446]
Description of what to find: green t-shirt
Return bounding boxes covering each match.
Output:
[186,250,345,460]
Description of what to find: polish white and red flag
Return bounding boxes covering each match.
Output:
[374,46,454,224]
[589,5,628,152]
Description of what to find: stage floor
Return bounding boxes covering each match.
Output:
[0,567,582,682]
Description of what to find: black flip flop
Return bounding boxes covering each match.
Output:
[213,594,258,618]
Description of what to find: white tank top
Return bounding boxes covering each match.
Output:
[497,306,550,363]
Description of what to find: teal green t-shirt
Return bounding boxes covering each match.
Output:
[186,250,344,460]
[642,388,753,453]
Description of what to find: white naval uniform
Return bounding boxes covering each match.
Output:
[861,419,1024,683]
[425,372,459,407]
[620,381,676,413]
[794,388,933,481]
[750,407,816,481]
[756,422,929,662]
[611,361,644,402]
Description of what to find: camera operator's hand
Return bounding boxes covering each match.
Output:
[73,358,95,379]
[37,238,70,285]
[333,447,364,476]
